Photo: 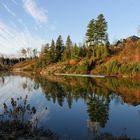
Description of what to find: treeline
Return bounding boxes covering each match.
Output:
[0,57,26,66]
[0,48,38,66]
[35,14,111,68]
[20,48,38,58]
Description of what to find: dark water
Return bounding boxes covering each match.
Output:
[0,73,140,139]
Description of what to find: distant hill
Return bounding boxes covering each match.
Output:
[114,35,140,48]
[92,36,140,77]
[111,35,140,62]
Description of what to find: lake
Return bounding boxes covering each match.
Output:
[0,73,140,139]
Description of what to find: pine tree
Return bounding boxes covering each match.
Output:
[86,19,96,46]
[95,14,108,45]
[50,40,56,62]
[103,45,110,58]
[79,44,87,57]
[63,35,73,60]
[55,35,64,61]
[43,43,51,65]
[71,43,80,59]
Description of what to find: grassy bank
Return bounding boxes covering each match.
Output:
[11,57,140,78]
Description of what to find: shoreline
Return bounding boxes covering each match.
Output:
[11,68,138,79]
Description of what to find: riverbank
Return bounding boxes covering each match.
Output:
[12,39,140,77]
[37,61,140,79]
[0,64,9,72]
[12,60,140,79]
[11,52,140,79]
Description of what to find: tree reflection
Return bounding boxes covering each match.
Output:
[21,78,39,92]
[33,75,140,132]
[87,94,110,132]
[0,76,5,87]
[34,76,111,130]
[5,73,140,137]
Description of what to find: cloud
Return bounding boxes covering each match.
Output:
[17,18,28,30]
[2,3,16,17]
[0,21,46,55]
[22,0,48,24]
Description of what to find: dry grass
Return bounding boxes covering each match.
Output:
[13,59,36,71]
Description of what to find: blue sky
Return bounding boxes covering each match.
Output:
[0,0,140,55]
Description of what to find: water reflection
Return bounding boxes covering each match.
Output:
[34,75,140,139]
[87,94,109,130]
[0,95,58,140]
[0,73,140,139]
[35,75,140,107]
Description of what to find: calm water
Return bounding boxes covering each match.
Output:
[0,73,140,139]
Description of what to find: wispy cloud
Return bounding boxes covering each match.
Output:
[17,18,28,30]
[2,3,16,17]
[0,21,46,55]
[22,0,48,24]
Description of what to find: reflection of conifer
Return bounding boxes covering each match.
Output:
[87,94,109,128]
[34,83,39,90]
[55,84,65,107]
[66,92,73,109]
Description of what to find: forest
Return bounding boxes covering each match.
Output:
[1,14,140,77]
[32,14,140,77]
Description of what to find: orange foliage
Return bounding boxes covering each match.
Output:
[69,59,78,65]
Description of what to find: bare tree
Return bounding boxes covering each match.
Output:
[33,48,38,58]
[21,48,27,58]
[27,47,32,58]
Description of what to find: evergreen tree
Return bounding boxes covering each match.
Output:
[105,33,110,46]
[103,45,110,58]
[50,40,56,62]
[43,43,51,65]
[79,44,87,57]
[63,35,73,60]
[86,45,93,58]
[95,14,108,45]
[87,95,109,128]
[86,19,96,46]
[55,35,64,61]
[71,43,80,59]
